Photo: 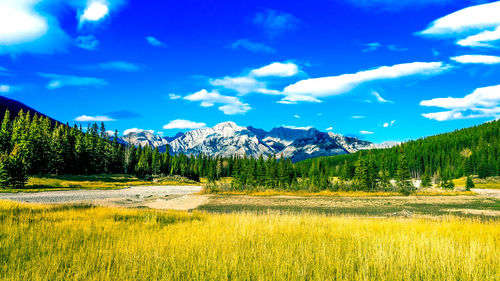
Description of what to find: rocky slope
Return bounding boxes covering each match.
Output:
[119,121,391,162]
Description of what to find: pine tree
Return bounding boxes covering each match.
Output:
[465,176,474,191]
[421,173,431,187]
[396,149,414,195]
[151,147,161,175]
[0,110,12,153]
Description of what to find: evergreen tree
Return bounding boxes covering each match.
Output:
[396,149,414,195]
[465,176,474,191]
[0,110,12,153]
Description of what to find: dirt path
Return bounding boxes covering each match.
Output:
[0,185,202,204]
[472,188,500,198]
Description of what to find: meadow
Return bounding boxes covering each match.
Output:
[0,174,198,193]
[0,200,498,280]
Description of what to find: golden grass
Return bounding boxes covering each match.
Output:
[454,176,500,189]
[204,189,476,197]
[0,200,498,280]
[0,174,199,193]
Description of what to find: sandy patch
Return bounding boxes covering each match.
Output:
[446,208,500,216]
[144,195,209,211]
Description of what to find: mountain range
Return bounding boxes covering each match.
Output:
[119,121,394,162]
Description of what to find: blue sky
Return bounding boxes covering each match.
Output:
[0,0,499,142]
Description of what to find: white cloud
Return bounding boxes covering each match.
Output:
[169,93,182,100]
[326,127,333,131]
[79,2,109,24]
[420,84,500,121]
[352,115,366,119]
[184,89,251,115]
[251,62,299,77]
[230,39,276,53]
[372,91,393,103]
[0,85,12,93]
[383,120,396,127]
[38,73,107,89]
[253,9,300,37]
[75,35,99,50]
[281,62,449,103]
[282,125,312,130]
[0,0,123,56]
[418,1,500,48]
[98,61,141,72]
[451,55,500,64]
[146,36,165,47]
[163,119,206,130]
[207,62,300,98]
[360,130,374,135]
[0,0,69,55]
[75,115,115,122]
[362,42,381,52]
[123,128,155,135]
[294,114,300,118]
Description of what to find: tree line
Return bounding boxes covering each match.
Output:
[1,109,494,192]
[296,120,499,184]
[0,110,234,188]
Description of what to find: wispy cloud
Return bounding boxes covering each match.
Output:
[38,73,107,89]
[420,84,500,121]
[326,127,333,131]
[372,91,394,103]
[418,1,500,48]
[360,130,374,135]
[98,61,141,72]
[294,114,300,118]
[352,115,366,119]
[75,35,99,50]
[184,89,251,115]
[451,55,500,64]
[362,42,381,52]
[253,9,300,37]
[230,39,276,54]
[280,61,450,104]
[168,93,182,100]
[163,119,206,130]
[387,44,408,51]
[146,36,165,47]
[74,115,115,122]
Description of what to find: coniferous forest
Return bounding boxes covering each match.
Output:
[0,109,498,192]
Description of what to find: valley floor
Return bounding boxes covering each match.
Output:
[0,200,498,281]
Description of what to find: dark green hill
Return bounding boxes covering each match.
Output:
[296,120,500,180]
[0,96,60,126]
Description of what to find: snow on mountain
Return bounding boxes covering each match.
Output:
[120,121,382,162]
[121,129,169,152]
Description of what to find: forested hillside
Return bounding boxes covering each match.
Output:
[0,110,230,188]
[296,120,500,183]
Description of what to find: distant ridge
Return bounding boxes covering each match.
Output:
[0,96,60,126]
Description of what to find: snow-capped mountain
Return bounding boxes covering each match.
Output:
[120,121,395,162]
[121,129,169,152]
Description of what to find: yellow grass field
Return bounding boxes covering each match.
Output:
[0,200,498,280]
[1,174,198,193]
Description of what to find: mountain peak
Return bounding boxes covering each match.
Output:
[213,121,241,130]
